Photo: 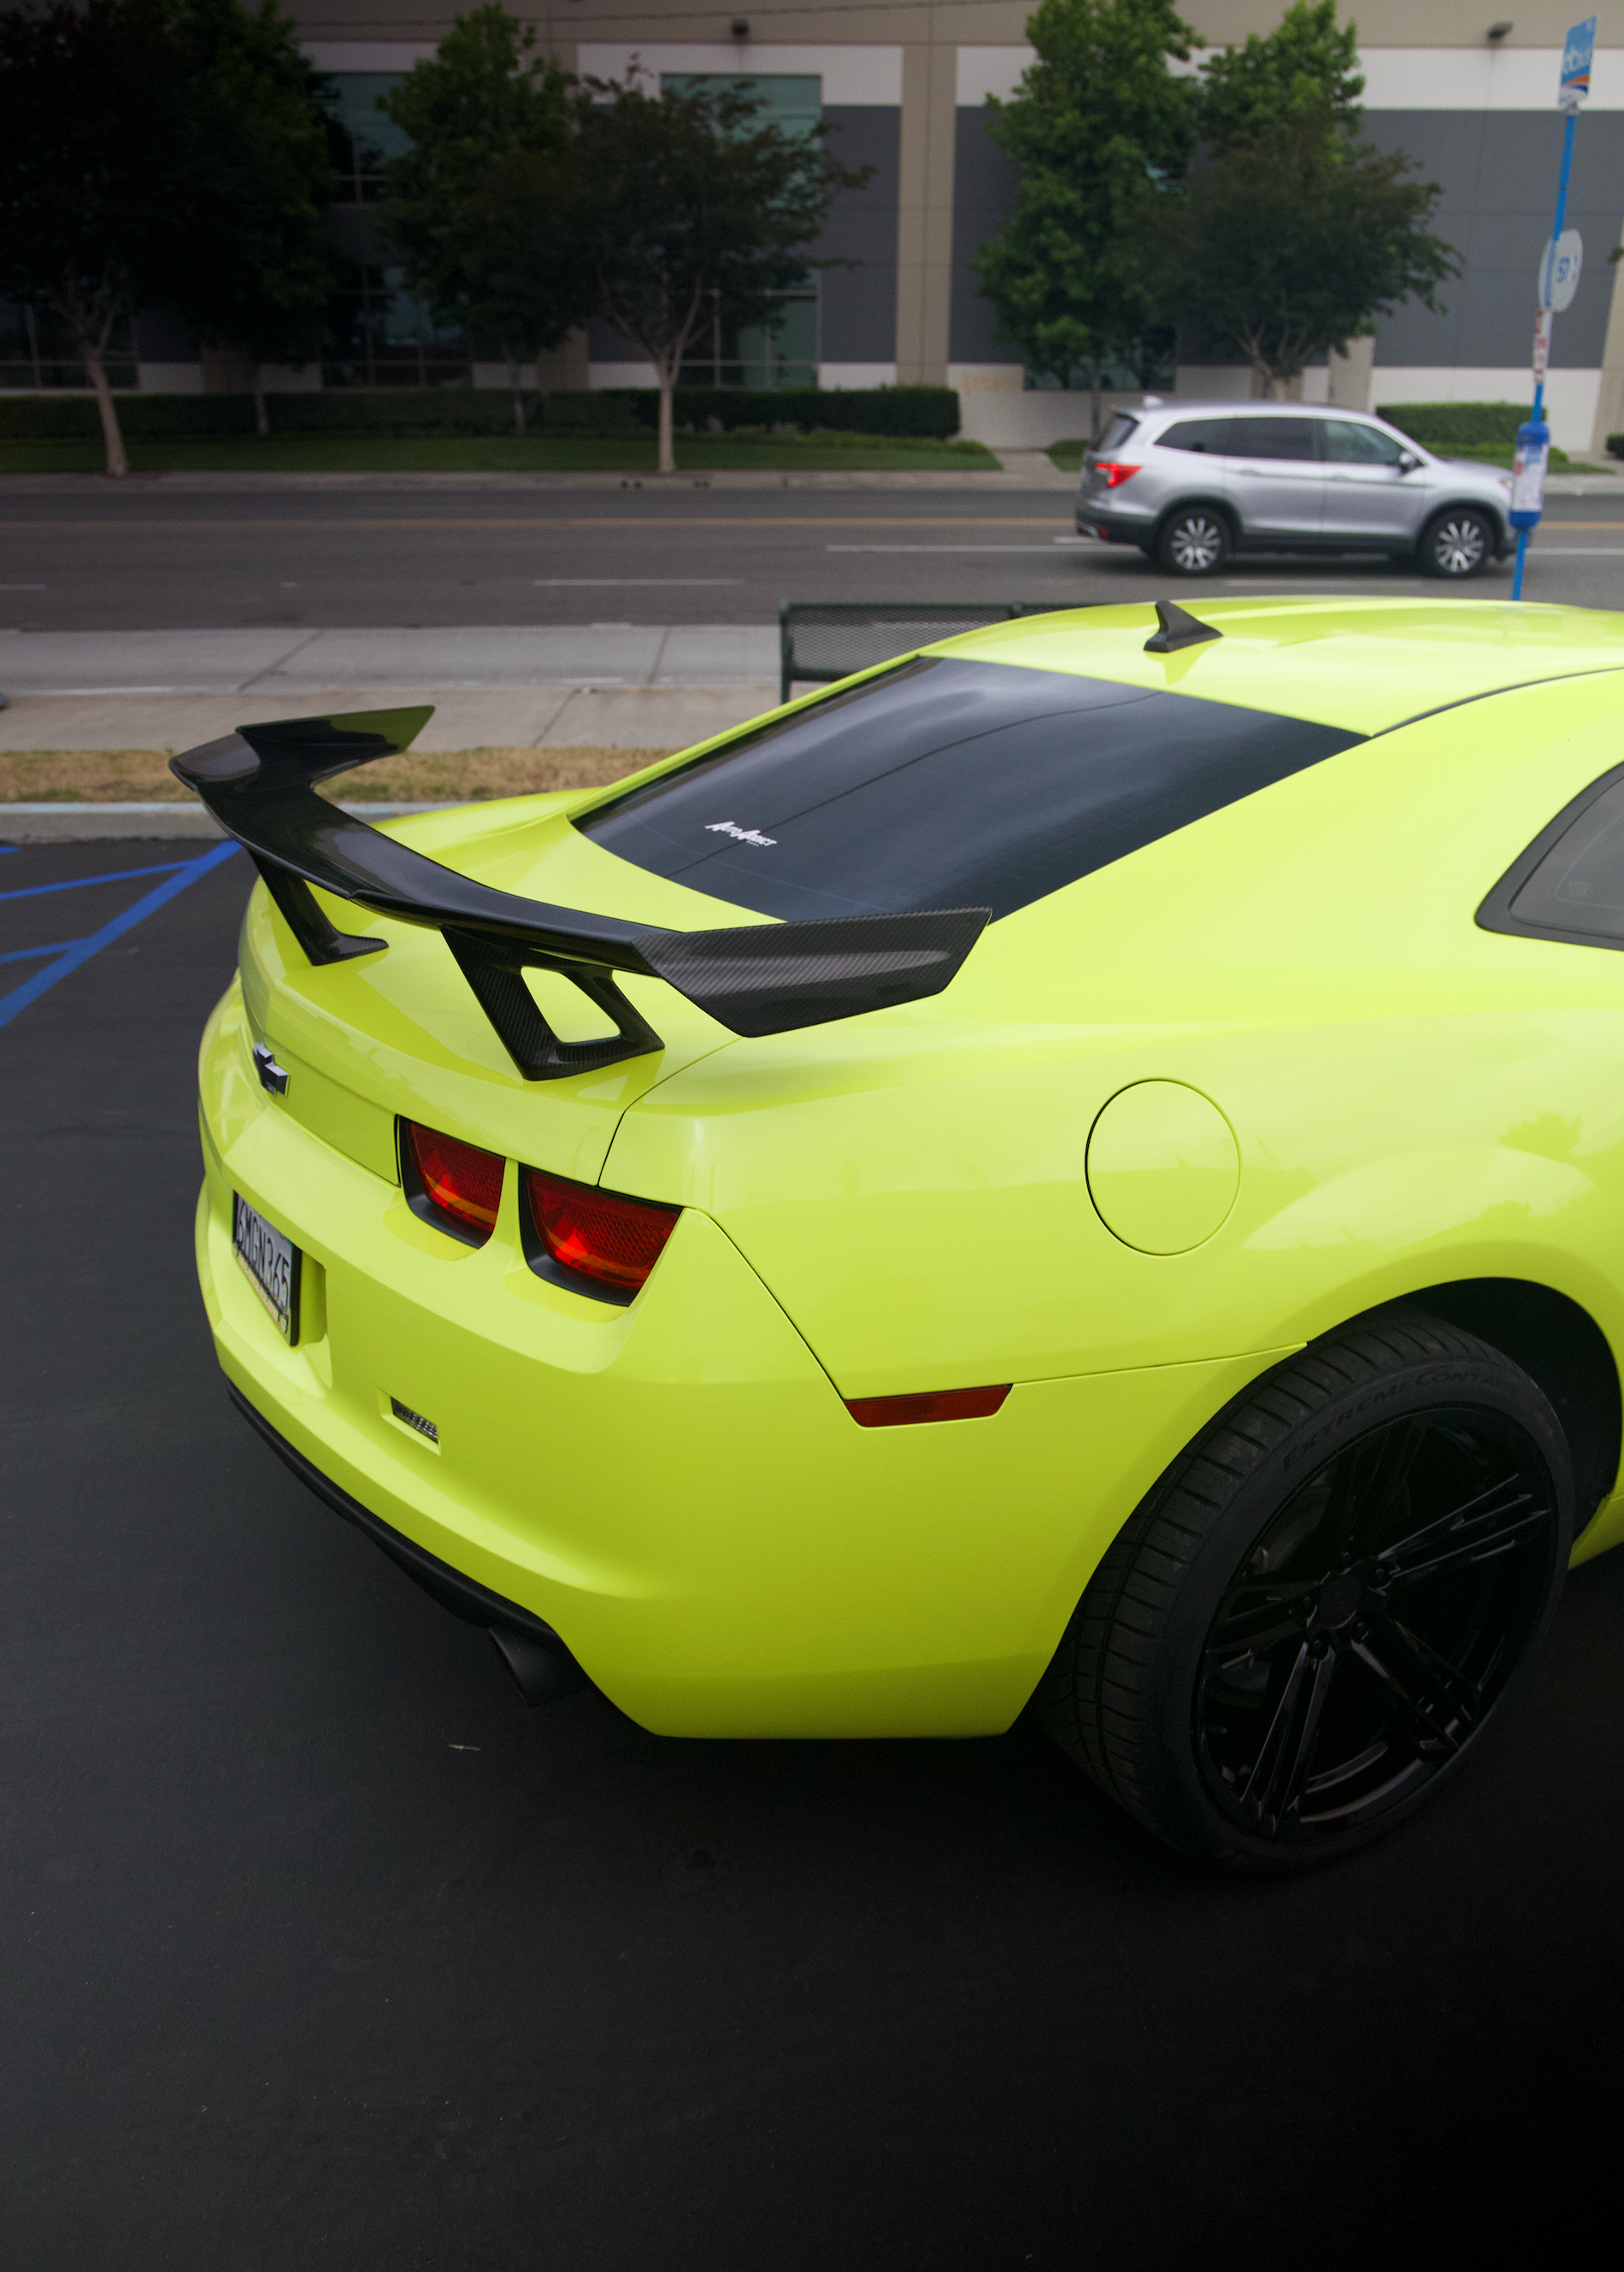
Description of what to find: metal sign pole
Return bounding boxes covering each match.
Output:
[1513,18,1595,599]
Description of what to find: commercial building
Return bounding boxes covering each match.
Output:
[7,3,1622,453]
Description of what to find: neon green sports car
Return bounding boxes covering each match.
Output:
[179,595,1624,1870]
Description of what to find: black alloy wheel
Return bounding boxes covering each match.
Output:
[1156,506,1231,576]
[1421,507,1494,577]
[1034,1315,1572,1869]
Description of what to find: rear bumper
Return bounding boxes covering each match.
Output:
[1075,499,1155,544]
[198,979,1272,1738]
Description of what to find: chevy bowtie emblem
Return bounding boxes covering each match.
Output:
[253,1042,290,1097]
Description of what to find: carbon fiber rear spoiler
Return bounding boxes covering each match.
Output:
[171,707,989,1082]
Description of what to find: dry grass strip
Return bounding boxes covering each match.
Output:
[0,747,674,804]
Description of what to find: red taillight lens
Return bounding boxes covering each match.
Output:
[403,1121,504,1241]
[1095,461,1140,489]
[844,1385,1010,1428]
[527,1170,679,1292]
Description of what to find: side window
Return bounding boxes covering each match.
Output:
[1159,418,1233,455]
[1230,417,1320,462]
[1323,419,1408,466]
[1479,768,1624,946]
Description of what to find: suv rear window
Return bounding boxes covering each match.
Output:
[1160,418,1233,454]
[577,656,1362,924]
[1480,765,1624,947]
[1097,413,1139,453]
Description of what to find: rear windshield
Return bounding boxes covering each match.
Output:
[1097,414,1139,453]
[576,657,1362,924]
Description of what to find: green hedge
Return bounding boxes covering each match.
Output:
[0,381,959,443]
[1378,400,1531,449]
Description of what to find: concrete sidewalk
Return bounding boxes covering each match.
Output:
[0,624,783,756]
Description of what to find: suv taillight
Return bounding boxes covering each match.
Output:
[402,1121,504,1244]
[526,1170,679,1292]
[1094,461,1140,488]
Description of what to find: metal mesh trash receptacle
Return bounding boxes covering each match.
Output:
[778,602,1050,705]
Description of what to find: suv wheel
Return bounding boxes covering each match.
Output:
[1156,506,1231,576]
[1421,508,1495,578]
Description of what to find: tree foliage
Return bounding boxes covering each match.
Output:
[379,7,591,430]
[0,0,184,474]
[160,0,339,434]
[973,0,1199,398]
[1137,102,1459,391]
[1194,0,1363,149]
[0,0,338,468]
[572,75,868,473]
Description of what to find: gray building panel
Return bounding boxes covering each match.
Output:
[818,105,898,362]
[1366,109,1624,368]
[950,108,1022,363]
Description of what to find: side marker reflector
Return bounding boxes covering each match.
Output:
[844,1385,1011,1428]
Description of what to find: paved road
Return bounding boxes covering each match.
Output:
[3,835,1622,2266]
[7,485,1624,628]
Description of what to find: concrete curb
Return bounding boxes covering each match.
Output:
[0,800,447,841]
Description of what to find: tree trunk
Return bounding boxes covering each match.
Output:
[252,367,269,436]
[82,335,129,480]
[505,345,527,433]
[656,360,676,475]
[1092,365,1103,445]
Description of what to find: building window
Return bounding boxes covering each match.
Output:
[323,268,471,388]
[0,301,138,391]
[661,74,821,390]
[321,73,412,204]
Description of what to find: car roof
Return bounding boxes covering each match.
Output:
[1135,401,1381,423]
[930,598,1622,739]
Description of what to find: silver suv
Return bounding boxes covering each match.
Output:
[1077,400,1514,578]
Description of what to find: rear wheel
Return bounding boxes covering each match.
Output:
[1034,1315,1571,1869]
[1421,507,1495,577]
[1156,506,1231,576]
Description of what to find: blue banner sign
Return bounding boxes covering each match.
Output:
[1561,16,1597,110]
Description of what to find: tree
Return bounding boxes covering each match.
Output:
[571,74,868,475]
[1195,0,1363,150]
[1136,102,1459,395]
[161,0,340,435]
[973,0,1200,433]
[0,0,186,476]
[379,7,591,433]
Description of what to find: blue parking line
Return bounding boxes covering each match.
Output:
[0,859,188,906]
[0,940,83,965]
[0,841,239,1031]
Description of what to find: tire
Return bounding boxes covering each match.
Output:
[1420,507,1495,578]
[1156,505,1231,576]
[1034,1314,1573,1870]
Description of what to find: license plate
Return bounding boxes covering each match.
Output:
[233,1194,301,1342]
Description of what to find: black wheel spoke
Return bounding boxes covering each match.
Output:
[1377,1475,1547,1590]
[1331,1415,1425,1551]
[1240,1643,1337,1828]
[1351,1610,1482,1756]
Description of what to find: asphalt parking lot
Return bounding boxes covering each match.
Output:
[4,833,1624,2267]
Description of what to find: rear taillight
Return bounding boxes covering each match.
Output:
[844,1385,1010,1427]
[526,1170,679,1293]
[402,1121,504,1245]
[1094,461,1140,489]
